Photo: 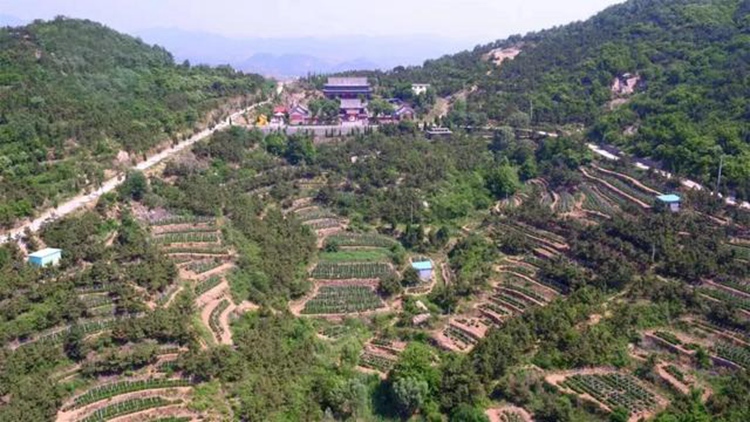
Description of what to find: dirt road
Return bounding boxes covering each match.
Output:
[1,89,279,244]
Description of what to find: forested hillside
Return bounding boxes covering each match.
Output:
[370,0,750,200]
[0,17,268,227]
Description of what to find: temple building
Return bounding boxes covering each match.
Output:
[340,99,368,122]
[323,77,372,99]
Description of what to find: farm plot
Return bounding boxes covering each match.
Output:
[194,276,223,296]
[715,342,750,369]
[699,287,750,311]
[325,233,398,248]
[310,262,395,280]
[209,299,231,340]
[293,207,337,222]
[154,232,220,245]
[555,191,577,214]
[66,379,191,410]
[150,216,215,227]
[302,285,384,314]
[80,397,182,422]
[589,168,657,205]
[305,218,342,230]
[558,373,661,417]
[579,184,619,216]
[185,259,224,275]
[359,351,396,373]
[319,249,392,263]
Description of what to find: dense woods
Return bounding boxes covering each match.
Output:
[0,17,268,227]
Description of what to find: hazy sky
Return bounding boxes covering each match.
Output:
[1,0,623,41]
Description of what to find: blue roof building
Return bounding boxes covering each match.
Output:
[28,248,62,267]
[656,194,681,212]
[411,260,434,282]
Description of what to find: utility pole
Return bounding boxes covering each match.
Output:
[529,99,533,125]
[717,156,724,191]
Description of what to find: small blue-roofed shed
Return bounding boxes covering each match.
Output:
[411,260,433,281]
[657,194,681,212]
[28,248,62,267]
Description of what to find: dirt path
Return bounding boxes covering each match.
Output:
[2,95,275,244]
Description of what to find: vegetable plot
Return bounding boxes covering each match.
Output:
[359,352,395,372]
[68,379,191,409]
[81,397,181,422]
[302,286,384,314]
[311,262,394,280]
[560,373,658,416]
[325,233,398,248]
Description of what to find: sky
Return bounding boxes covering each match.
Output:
[1,0,624,42]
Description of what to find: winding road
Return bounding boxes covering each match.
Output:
[1,87,280,244]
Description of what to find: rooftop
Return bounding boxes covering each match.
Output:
[326,77,369,86]
[411,261,433,271]
[340,98,366,109]
[29,248,62,258]
[657,194,681,203]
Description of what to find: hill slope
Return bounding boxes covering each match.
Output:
[0,17,267,227]
[373,0,750,199]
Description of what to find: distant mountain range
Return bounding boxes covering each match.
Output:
[135,28,473,78]
[0,14,26,27]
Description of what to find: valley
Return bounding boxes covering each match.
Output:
[3,1,750,421]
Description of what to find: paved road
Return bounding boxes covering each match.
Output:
[1,96,274,244]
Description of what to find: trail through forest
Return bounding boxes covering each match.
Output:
[1,87,282,244]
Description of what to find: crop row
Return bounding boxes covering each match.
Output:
[165,247,228,256]
[560,373,657,414]
[81,397,181,422]
[319,324,353,340]
[580,185,618,215]
[194,276,222,296]
[495,221,565,246]
[653,331,681,346]
[150,215,215,226]
[22,318,121,346]
[209,300,230,338]
[359,352,395,372]
[555,191,577,213]
[500,283,548,304]
[490,293,528,313]
[69,378,191,409]
[302,286,383,314]
[152,418,191,422]
[325,233,398,248]
[305,218,341,230]
[186,259,224,274]
[592,169,655,204]
[699,288,750,311]
[664,365,686,383]
[310,262,394,280]
[81,294,115,308]
[154,226,217,235]
[293,207,337,222]
[87,304,116,317]
[444,325,477,348]
[715,342,750,369]
[479,302,511,318]
[154,232,220,245]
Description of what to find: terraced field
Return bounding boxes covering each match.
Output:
[555,372,663,418]
[301,285,384,315]
[324,233,399,248]
[310,262,395,280]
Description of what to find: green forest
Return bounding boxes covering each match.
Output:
[358,0,750,200]
[0,17,269,227]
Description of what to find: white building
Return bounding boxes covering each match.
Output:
[411,83,430,96]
